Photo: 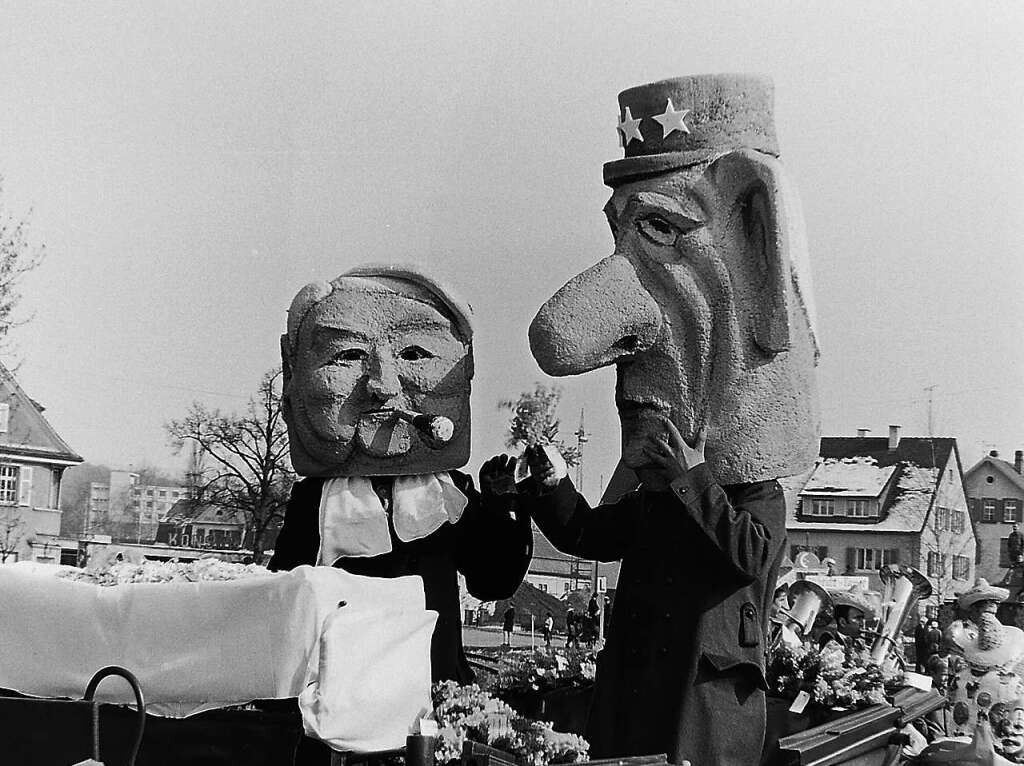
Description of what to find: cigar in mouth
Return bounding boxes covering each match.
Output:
[393,408,455,446]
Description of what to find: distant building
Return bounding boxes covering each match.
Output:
[157,500,245,550]
[86,470,192,543]
[525,527,619,597]
[786,426,975,620]
[964,449,1024,583]
[0,362,83,563]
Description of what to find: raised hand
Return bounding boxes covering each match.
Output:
[643,419,706,483]
[479,454,518,495]
[524,444,561,488]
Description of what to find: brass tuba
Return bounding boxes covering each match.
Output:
[869,564,933,669]
[772,580,833,651]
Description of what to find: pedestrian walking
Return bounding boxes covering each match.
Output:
[502,604,516,646]
[543,611,554,648]
[566,606,578,648]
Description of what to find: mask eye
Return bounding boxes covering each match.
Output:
[399,345,434,361]
[333,348,367,363]
[636,214,680,245]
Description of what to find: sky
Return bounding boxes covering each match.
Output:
[1,1,1022,501]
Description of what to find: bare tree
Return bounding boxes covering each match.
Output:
[498,382,581,465]
[166,368,294,563]
[0,506,26,563]
[0,177,45,353]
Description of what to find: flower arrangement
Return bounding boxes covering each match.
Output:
[431,681,589,766]
[768,642,902,710]
[485,647,597,697]
[57,557,272,586]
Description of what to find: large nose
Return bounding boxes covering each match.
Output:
[529,254,663,375]
[365,351,402,401]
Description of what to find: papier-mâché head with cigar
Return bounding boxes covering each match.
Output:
[281,264,473,477]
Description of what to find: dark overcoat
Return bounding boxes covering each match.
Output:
[268,470,533,683]
[530,463,787,766]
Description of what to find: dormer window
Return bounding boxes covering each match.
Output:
[808,498,835,516]
[848,499,872,517]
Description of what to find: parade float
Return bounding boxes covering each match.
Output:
[0,72,973,766]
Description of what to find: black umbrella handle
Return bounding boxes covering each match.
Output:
[84,666,146,766]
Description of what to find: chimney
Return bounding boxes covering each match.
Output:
[1016,450,1023,474]
[888,425,901,451]
[991,450,1000,458]
[857,428,871,438]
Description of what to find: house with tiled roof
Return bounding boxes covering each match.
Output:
[963,449,1024,583]
[526,530,620,596]
[0,362,83,563]
[787,426,975,619]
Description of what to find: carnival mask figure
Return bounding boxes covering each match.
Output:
[529,74,819,485]
[281,265,473,477]
[271,264,532,690]
[520,75,807,766]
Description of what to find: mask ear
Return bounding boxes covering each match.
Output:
[709,148,796,355]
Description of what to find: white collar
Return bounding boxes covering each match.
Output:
[317,473,468,564]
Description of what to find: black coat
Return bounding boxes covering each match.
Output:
[269,470,532,683]
[529,463,787,766]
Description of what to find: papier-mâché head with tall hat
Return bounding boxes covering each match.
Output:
[281,264,473,477]
[529,73,820,485]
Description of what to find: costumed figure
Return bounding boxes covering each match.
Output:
[818,584,876,652]
[522,74,820,766]
[946,579,1024,738]
[269,264,533,684]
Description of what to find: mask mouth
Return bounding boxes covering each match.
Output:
[355,410,412,457]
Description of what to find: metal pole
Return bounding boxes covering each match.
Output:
[531,613,535,651]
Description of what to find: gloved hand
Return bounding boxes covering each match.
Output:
[479,454,518,495]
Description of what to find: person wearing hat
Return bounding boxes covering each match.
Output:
[947,578,1024,673]
[522,72,818,766]
[269,265,534,686]
[818,584,876,651]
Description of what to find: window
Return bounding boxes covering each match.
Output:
[537,583,548,593]
[808,498,835,516]
[983,499,996,522]
[951,511,965,534]
[848,499,872,517]
[1005,500,1021,523]
[927,551,948,577]
[925,604,940,620]
[0,464,19,504]
[854,548,898,571]
[953,555,970,581]
[0,403,9,433]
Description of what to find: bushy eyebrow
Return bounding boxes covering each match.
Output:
[311,326,369,351]
[605,188,709,225]
[623,191,703,221]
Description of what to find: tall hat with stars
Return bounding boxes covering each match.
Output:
[604,73,779,187]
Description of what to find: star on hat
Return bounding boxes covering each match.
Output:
[617,106,643,146]
[652,98,690,138]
